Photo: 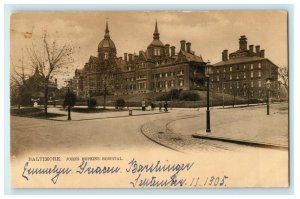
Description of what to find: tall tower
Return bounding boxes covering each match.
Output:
[98,21,117,61]
[153,20,160,40]
[147,20,165,59]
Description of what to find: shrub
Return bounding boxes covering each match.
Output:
[156,94,169,101]
[63,92,77,108]
[169,89,182,99]
[20,92,33,106]
[156,89,183,101]
[87,98,97,109]
[179,91,200,101]
[115,98,125,109]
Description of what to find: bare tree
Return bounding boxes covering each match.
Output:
[10,54,29,111]
[278,66,288,92]
[27,32,73,117]
[99,58,122,109]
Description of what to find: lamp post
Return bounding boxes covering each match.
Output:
[266,79,271,115]
[205,61,213,133]
[222,87,225,108]
[64,80,71,120]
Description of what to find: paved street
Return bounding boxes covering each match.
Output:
[10,110,174,157]
[11,103,288,156]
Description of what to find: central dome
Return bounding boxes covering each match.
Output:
[148,20,164,47]
[98,22,116,51]
[149,39,164,47]
[98,39,116,49]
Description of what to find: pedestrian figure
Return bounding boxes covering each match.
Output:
[142,100,146,111]
[164,101,168,112]
[158,101,162,112]
[150,102,155,111]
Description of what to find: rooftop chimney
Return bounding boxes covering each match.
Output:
[239,35,248,51]
[180,40,186,51]
[255,45,260,53]
[186,42,191,53]
[165,44,170,57]
[260,49,265,58]
[124,53,128,61]
[222,49,228,61]
[171,46,176,56]
[128,53,133,62]
[249,45,254,53]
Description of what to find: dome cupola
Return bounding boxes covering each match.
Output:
[98,21,117,60]
[148,20,164,47]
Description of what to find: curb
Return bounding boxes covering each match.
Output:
[48,111,170,122]
[140,123,184,153]
[192,133,288,150]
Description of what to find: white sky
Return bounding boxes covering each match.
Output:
[10,11,288,87]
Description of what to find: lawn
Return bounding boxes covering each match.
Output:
[10,107,66,118]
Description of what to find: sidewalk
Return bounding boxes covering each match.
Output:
[47,107,169,121]
[193,104,288,148]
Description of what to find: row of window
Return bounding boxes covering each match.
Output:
[214,63,262,74]
[213,71,262,81]
[153,80,184,88]
[153,70,185,79]
[212,88,266,98]
[136,75,147,80]
[154,48,161,56]
[212,80,263,90]
[125,79,185,90]
[138,82,147,89]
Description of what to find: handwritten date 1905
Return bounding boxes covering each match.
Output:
[189,176,229,187]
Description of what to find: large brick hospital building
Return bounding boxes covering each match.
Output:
[72,21,206,97]
[71,22,280,100]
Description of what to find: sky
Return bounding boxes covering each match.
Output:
[10,11,288,87]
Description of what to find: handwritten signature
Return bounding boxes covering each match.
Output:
[21,158,228,187]
[22,160,120,184]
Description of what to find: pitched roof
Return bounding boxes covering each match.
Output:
[148,39,164,47]
[138,51,147,60]
[89,56,99,64]
[213,56,266,67]
[181,51,204,62]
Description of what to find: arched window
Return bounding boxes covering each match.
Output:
[104,52,109,60]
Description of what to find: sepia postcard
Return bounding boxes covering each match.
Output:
[9,10,289,188]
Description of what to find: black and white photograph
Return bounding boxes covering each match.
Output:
[9,10,289,188]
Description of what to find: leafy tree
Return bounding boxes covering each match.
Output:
[189,63,206,90]
[87,98,97,109]
[63,92,76,108]
[115,98,125,109]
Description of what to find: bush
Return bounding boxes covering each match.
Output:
[20,92,34,106]
[115,98,125,109]
[87,98,97,109]
[63,92,77,108]
[179,91,200,101]
[156,89,183,101]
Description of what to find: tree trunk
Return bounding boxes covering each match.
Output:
[233,92,235,107]
[44,86,49,117]
[17,86,21,114]
[103,85,107,109]
[247,85,250,107]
